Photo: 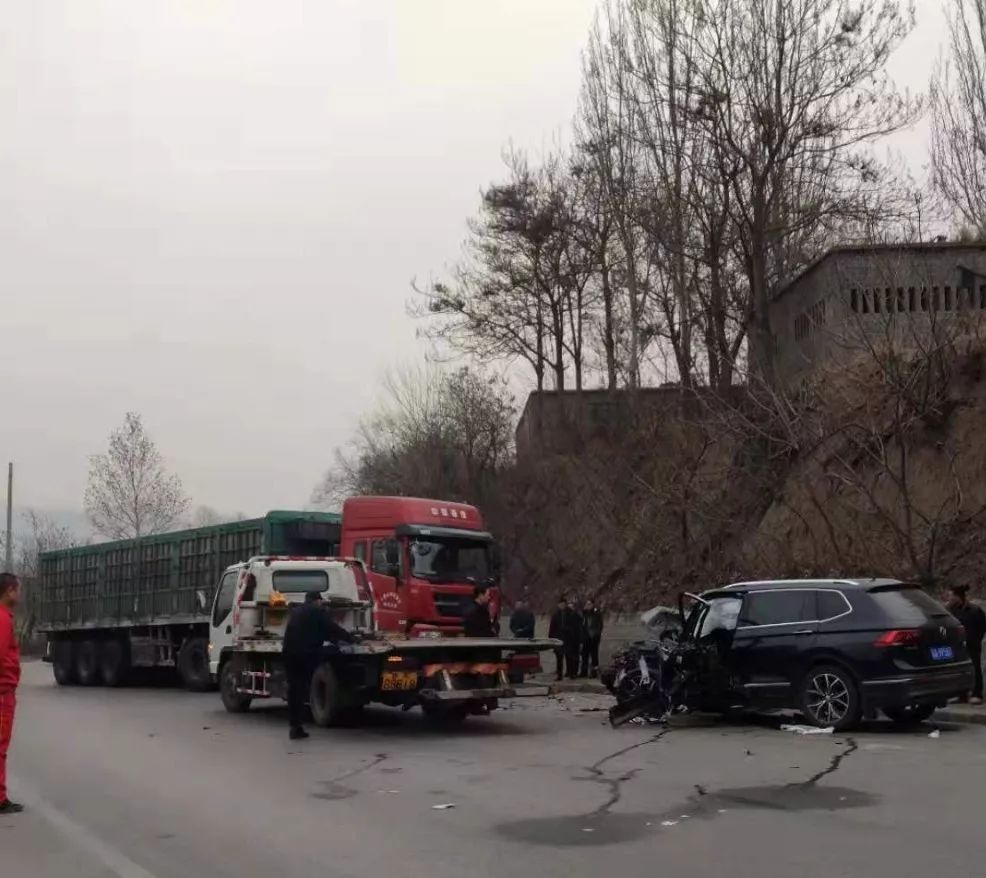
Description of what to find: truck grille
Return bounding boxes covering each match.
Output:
[434,593,468,618]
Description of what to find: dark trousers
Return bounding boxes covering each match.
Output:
[555,647,580,680]
[285,656,315,730]
[581,638,601,677]
[971,639,983,699]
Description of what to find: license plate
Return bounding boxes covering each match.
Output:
[381,670,418,691]
[930,646,954,661]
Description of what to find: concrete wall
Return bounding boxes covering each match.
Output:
[515,387,746,460]
[769,244,986,386]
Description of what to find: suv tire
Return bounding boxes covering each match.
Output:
[800,664,861,731]
[883,704,936,726]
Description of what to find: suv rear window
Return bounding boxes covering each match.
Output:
[869,587,950,625]
[739,590,815,627]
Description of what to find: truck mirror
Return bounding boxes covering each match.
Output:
[387,563,402,581]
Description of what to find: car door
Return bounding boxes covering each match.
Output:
[731,589,818,705]
[208,569,241,675]
[367,538,404,632]
[688,595,743,708]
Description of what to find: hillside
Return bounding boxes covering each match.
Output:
[496,346,986,609]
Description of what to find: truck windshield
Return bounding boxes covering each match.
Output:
[409,538,491,583]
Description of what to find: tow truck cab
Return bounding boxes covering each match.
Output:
[209,556,373,678]
[339,496,501,636]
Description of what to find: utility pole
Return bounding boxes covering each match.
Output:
[4,462,12,571]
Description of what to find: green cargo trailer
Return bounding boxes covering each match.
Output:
[37,511,340,690]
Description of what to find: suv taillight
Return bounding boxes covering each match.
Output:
[875,629,921,647]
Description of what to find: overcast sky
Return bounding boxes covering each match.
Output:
[0,0,949,527]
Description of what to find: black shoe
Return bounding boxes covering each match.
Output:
[289,727,310,740]
[0,800,24,815]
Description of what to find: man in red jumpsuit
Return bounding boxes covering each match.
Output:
[0,572,23,814]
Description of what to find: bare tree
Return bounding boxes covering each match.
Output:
[313,366,515,508]
[692,0,917,384]
[15,510,77,579]
[10,510,78,644]
[415,151,594,391]
[85,412,189,539]
[188,506,224,528]
[578,3,653,388]
[931,0,986,236]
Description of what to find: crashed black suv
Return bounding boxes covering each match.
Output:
[614,579,974,731]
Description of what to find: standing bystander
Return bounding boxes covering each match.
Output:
[946,584,986,705]
[0,572,23,814]
[509,599,536,639]
[283,590,355,740]
[549,596,583,680]
[580,599,604,678]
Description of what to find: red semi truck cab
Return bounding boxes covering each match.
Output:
[339,496,501,636]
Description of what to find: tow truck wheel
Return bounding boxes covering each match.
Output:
[220,658,252,713]
[309,663,346,727]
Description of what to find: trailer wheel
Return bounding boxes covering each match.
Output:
[99,639,131,688]
[309,663,348,728]
[220,657,252,713]
[52,640,77,686]
[178,637,213,692]
[75,640,103,686]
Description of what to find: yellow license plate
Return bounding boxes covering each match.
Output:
[381,671,418,692]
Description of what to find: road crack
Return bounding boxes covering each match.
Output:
[796,737,858,788]
[314,753,389,801]
[581,731,669,815]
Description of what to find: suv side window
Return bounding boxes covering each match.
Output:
[212,571,238,627]
[739,590,815,627]
[698,597,742,641]
[817,590,851,621]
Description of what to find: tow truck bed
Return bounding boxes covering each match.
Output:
[222,635,559,724]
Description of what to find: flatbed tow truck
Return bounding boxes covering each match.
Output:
[213,556,558,724]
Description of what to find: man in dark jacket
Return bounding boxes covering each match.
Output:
[283,591,355,740]
[580,599,604,678]
[509,600,536,639]
[946,584,986,704]
[548,597,582,680]
[463,586,496,638]
[0,573,23,815]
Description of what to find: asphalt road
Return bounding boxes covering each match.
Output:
[6,660,986,878]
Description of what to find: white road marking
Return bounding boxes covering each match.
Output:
[9,774,161,878]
